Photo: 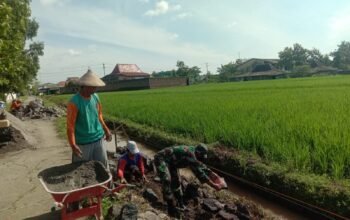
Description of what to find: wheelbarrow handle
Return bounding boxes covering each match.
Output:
[101,183,137,196]
[110,183,137,193]
[55,192,72,208]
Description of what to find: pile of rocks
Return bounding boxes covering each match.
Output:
[13,99,65,120]
[105,171,267,220]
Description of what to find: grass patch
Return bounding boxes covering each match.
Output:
[55,117,66,139]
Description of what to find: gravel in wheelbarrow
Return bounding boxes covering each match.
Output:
[38,161,110,192]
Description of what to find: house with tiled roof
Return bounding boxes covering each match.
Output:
[102,64,150,84]
[230,58,287,81]
[65,77,80,86]
[57,81,66,88]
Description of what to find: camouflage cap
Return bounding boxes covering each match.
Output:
[195,143,208,158]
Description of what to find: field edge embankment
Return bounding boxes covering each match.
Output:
[103,117,350,218]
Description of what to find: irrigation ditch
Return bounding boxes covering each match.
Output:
[105,131,304,219]
[104,120,350,220]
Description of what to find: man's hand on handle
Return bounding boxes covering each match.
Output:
[120,178,128,184]
[71,144,82,158]
[142,175,148,183]
[105,132,112,142]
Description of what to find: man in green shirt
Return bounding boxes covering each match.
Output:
[67,69,112,168]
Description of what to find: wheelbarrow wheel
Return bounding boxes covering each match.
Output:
[51,206,56,212]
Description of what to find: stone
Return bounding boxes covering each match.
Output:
[202,198,223,213]
[143,188,159,203]
[138,211,160,220]
[217,210,239,220]
[158,213,169,219]
[119,203,138,220]
[225,204,238,213]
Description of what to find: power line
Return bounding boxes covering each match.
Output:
[38,63,115,75]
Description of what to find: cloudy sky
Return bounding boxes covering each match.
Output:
[31,0,350,83]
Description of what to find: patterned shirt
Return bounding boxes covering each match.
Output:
[155,145,211,182]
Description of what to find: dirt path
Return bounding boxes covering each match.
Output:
[0,119,71,219]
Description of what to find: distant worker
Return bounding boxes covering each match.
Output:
[154,144,224,216]
[0,101,6,119]
[66,69,112,168]
[117,140,147,183]
[10,99,22,113]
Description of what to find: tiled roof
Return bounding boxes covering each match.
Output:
[111,64,149,77]
[57,81,66,87]
[66,77,79,81]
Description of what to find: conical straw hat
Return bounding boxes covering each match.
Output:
[79,69,106,87]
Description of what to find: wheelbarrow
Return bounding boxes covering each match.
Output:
[38,161,133,220]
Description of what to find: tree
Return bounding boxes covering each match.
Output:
[307,48,332,68]
[278,43,308,70]
[151,70,176,78]
[0,0,44,98]
[331,41,350,70]
[293,43,309,66]
[175,61,201,83]
[217,62,237,81]
[175,61,187,77]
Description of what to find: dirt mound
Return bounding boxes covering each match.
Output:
[5,110,36,146]
[38,161,110,192]
[0,126,30,154]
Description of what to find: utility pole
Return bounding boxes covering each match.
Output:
[103,63,106,76]
[205,62,209,82]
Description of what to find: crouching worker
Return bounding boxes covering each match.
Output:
[154,143,223,216]
[117,140,148,184]
[10,99,22,114]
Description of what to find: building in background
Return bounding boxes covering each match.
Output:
[102,64,150,84]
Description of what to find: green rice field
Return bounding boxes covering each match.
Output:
[51,75,350,179]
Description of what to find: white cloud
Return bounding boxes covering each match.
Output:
[68,49,81,56]
[39,0,69,7]
[87,44,98,52]
[169,33,179,40]
[192,10,294,58]
[226,21,238,29]
[172,4,181,11]
[145,0,169,16]
[175,12,192,20]
[39,0,58,6]
[144,1,182,16]
[322,7,350,52]
[329,8,350,40]
[34,5,232,82]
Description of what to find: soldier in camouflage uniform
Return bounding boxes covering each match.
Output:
[154,143,221,216]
